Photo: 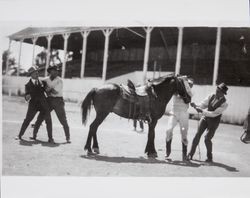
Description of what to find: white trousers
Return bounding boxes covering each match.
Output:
[166,110,189,145]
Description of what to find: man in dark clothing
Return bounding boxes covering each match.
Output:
[15,66,54,142]
[187,83,229,162]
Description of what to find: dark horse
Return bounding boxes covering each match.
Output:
[81,74,190,157]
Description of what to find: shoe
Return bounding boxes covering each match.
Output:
[205,158,213,163]
[182,154,189,161]
[242,136,250,143]
[15,136,22,140]
[187,153,193,160]
[66,139,71,143]
[48,139,55,143]
[29,136,37,140]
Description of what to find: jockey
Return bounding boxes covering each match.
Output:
[165,77,194,161]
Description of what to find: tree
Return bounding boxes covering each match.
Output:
[2,50,16,74]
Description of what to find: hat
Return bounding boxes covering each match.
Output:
[27,66,39,75]
[47,65,61,73]
[217,83,228,95]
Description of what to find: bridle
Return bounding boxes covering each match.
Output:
[175,76,191,104]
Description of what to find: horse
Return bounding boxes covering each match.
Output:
[81,74,191,158]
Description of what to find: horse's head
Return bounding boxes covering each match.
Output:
[175,75,192,104]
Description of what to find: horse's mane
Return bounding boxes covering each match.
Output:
[148,73,175,86]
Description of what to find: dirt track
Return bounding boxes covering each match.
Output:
[2,95,250,176]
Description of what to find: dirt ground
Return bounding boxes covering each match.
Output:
[2,95,250,176]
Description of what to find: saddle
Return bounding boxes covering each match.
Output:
[118,80,157,122]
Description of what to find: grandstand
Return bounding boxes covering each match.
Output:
[5,26,250,86]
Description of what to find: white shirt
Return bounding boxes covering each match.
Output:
[198,94,228,118]
[42,76,63,97]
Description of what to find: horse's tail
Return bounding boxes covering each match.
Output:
[81,88,96,125]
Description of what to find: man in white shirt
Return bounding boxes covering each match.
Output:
[165,77,194,161]
[188,83,228,162]
[33,66,71,143]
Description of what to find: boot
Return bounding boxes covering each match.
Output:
[182,143,188,161]
[166,139,172,158]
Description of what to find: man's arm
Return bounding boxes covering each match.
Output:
[200,102,228,118]
[191,95,211,110]
[24,83,31,101]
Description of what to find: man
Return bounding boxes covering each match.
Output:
[34,65,71,143]
[165,77,194,161]
[241,106,250,143]
[188,83,229,162]
[15,66,53,142]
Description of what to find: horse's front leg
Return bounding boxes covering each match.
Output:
[145,119,158,158]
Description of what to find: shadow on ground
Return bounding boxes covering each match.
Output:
[193,159,239,172]
[81,155,201,168]
[18,139,68,148]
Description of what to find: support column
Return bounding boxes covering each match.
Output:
[213,27,222,85]
[175,27,183,75]
[80,31,90,78]
[62,33,70,78]
[5,39,12,75]
[45,35,53,76]
[102,28,113,82]
[142,27,153,84]
[17,39,23,76]
[32,37,38,66]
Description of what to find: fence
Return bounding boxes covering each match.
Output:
[2,75,250,124]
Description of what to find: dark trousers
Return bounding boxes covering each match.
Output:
[19,99,52,139]
[35,97,70,140]
[189,116,220,160]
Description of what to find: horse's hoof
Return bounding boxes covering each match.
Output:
[147,153,158,158]
[93,148,100,154]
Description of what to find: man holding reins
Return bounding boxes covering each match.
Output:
[188,83,229,162]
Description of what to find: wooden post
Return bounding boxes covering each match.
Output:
[32,37,38,66]
[213,27,222,85]
[62,33,70,78]
[17,39,23,76]
[175,27,183,75]
[142,27,153,84]
[102,28,113,82]
[5,39,12,75]
[80,31,90,78]
[45,35,53,76]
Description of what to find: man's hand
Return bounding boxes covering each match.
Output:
[195,107,203,113]
[165,111,174,116]
[25,94,31,101]
[190,102,196,108]
[50,88,58,94]
[45,87,52,93]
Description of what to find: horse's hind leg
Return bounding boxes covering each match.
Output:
[84,112,109,154]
